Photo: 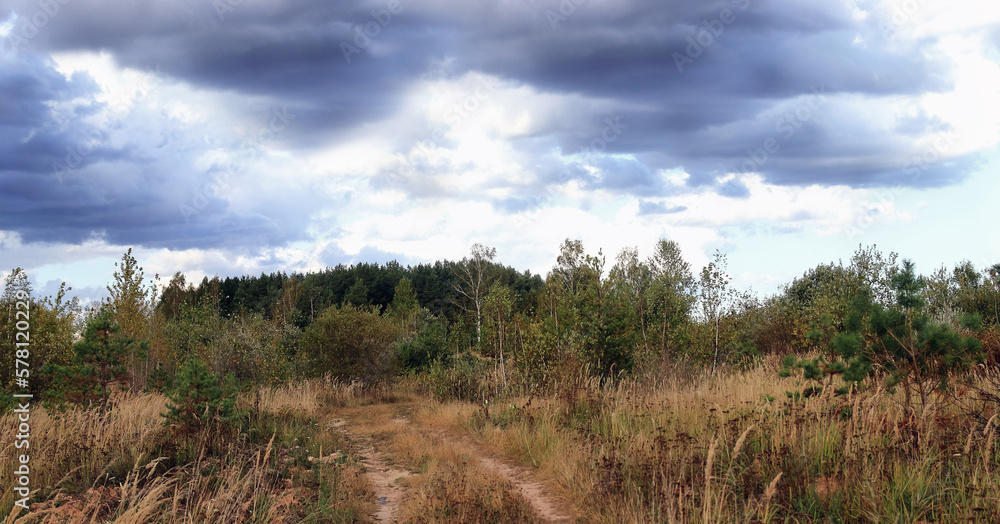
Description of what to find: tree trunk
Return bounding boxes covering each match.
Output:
[712,314,720,374]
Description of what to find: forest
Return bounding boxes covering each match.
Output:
[2,240,1000,522]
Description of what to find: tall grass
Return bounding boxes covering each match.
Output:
[432,356,1000,522]
[1,379,375,523]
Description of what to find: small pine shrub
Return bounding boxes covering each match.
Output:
[162,358,240,437]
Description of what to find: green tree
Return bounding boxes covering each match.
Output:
[783,262,857,352]
[2,267,31,303]
[644,239,696,363]
[343,278,370,307]
[545,239,636,378]
[106,249,157,389]
[2,269,34,390]
[483,281,515,386]
[452,243,498,346]
[301,305,400,381]
[848,244,899,307]
[158,271,195,321]
[786,260,984,415]
[389,277,420,332]
[396,310,449,372]
[28,283,80,393]
[48,310,143,411]
[392,277,419,314]
[609,247,650,352]
[700,250,730,371]
[159,291,223,378]
[162,358,239,435]
[271,276,303,327]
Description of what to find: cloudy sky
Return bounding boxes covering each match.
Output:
[1,0,998,303]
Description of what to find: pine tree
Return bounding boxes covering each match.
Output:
[162,358,238,435]
[782,260,984,414]
[343,278,370,307]
[47,310,141,411]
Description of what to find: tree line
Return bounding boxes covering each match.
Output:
[2,241,999,410]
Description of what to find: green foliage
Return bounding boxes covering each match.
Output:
[1,270,79,393]
[342,278,370,307]
[162,358,240,435]
[778,354,849,400]
[105,249,157,390]
[397,311,449,372]
[952,261,1000,326]
[826,260,983,412]
[452,243,499,346]
[545,239,638,378]
[159,293,224,374]
[45,310,143,410]
[426,351,493,402]
[390,277,419,318]
[300,305,401,382]
[700,250,731,368]
[508,315,557,390]
[641,239,697,363]
[482,281,515,382]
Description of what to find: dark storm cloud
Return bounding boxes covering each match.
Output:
[0,0,984,248]
[0,50,320,250]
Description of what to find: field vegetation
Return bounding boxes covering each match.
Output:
[2,241,999,522]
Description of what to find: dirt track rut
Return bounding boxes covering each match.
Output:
[331,411,577,523]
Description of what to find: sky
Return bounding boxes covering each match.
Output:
[1,0,998,305]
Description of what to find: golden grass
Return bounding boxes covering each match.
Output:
[4,366,998,522]
[425,356,1000,523]
[1,379,376,523]
[334,395,543,523]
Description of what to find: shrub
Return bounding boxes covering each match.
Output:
[300,305,401,382]
[162,358,240,436]
[44,310,143,411]
[426,351,494,402]
[396,311,449,372]
[783,260,984,414]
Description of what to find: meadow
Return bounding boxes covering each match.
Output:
[3,356,998,523]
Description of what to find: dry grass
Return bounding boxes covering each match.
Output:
[5,366,998,522]
[429,355,1000,523]
[333,396,544,523]
[0,390,168,516]
[1,379,376,523]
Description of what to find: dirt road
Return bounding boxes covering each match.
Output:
[329,403,577,523]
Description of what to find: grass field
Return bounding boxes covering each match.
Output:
[2,358,999,523]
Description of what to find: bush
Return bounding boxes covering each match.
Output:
[396,311,449,372]
[300,305,401,382]
[426,351,494,402]
[162,358,240,436]
[784,260,984,414]
[43,310,142,411]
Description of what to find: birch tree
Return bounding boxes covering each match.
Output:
[453,243,497,346]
